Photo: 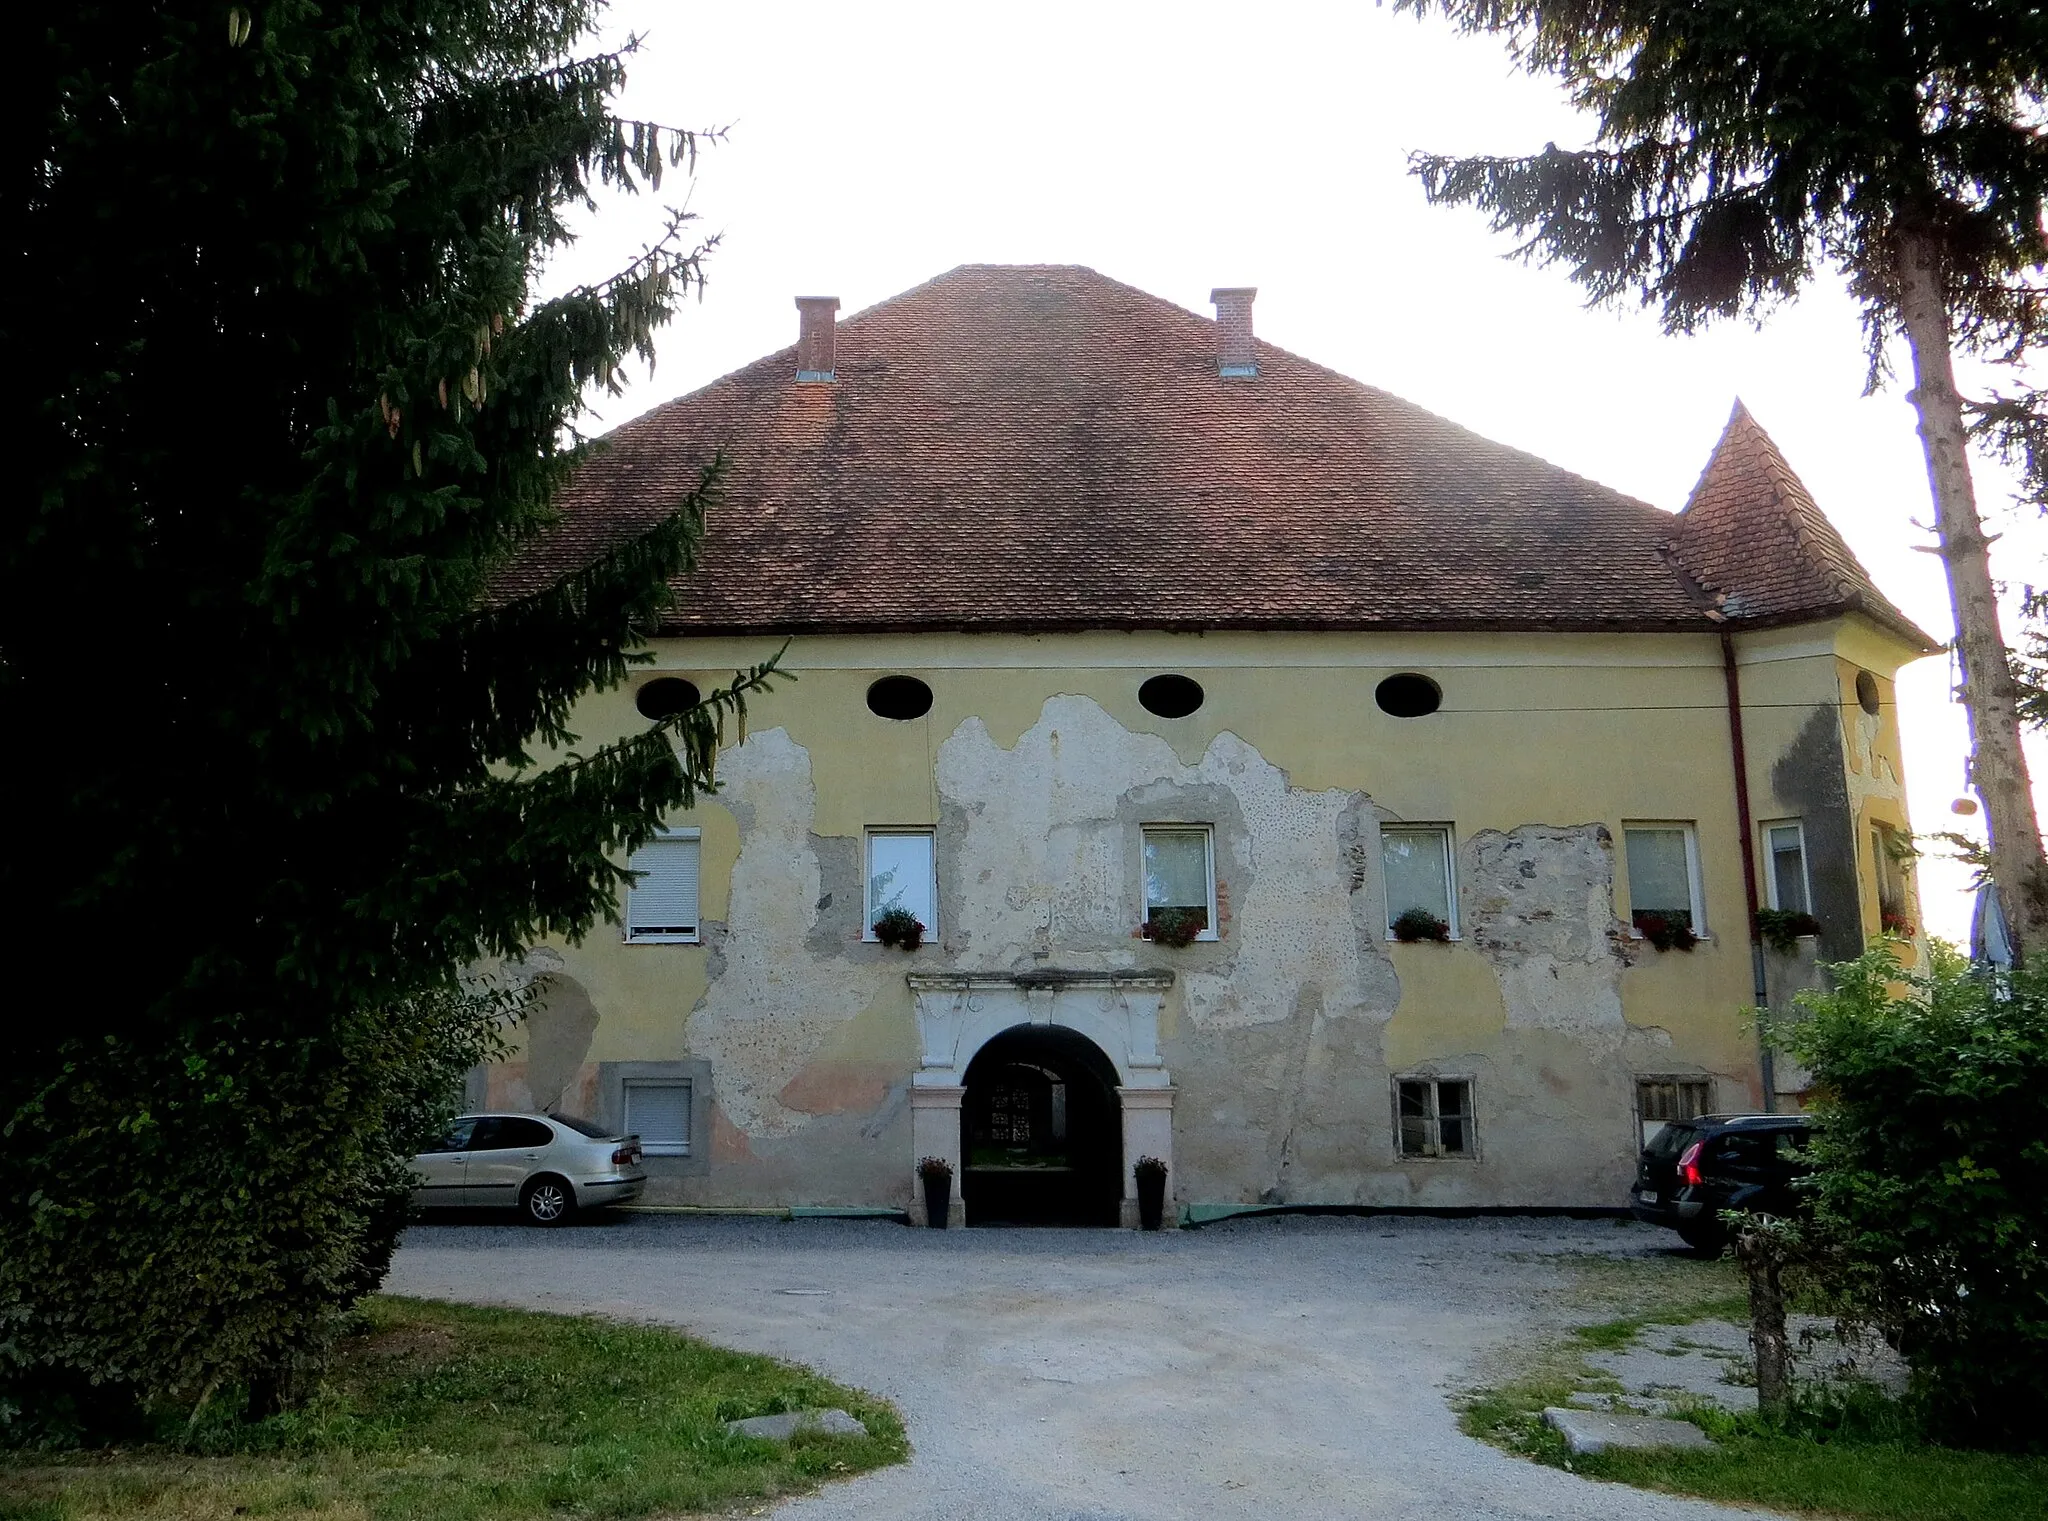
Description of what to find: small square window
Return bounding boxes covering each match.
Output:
[1763,821,1810,914]
[1381,825,1457,938]
[623,1080,691,1156]
[1623,823,1705,938]
[1142,825,1217,940]
[624,831,701,943]
[1635,1076,1712,1148]
[1394,1076,1475,1158]
[866,829,936,940]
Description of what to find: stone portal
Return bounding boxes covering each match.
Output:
[907,970,1176,1228]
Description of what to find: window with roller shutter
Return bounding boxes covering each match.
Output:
[624,1080,692,1155]
[624,830,700,943]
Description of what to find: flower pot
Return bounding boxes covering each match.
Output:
[1135,1165,1168,1231]
[921,1171,950,1230]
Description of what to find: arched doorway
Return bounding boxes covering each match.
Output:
[961,1025,1123,1227]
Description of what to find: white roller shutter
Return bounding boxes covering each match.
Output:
[625,1081,691,1155]
[625,834,699,940]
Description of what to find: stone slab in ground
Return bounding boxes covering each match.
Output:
[1543,1407,1715,1456]
[1585,1314,1907,1414]
[726,1408,868,1441]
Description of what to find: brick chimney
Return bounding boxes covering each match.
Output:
[1210,287,1258,377]
[795,296,840,383]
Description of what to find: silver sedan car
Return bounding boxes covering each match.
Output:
[412,1112,646,1224]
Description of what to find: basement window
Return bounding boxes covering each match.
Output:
[866,829,937,939]
[1142,825,1217,940]
[1395,1076,1475,1159]
[1623,823,1705,939]
[1381,825,1457,938]
[1763,821,1810,914]
[1635,1076,1712,1149]
[623,1079,692,1156]
[623,829,701,943]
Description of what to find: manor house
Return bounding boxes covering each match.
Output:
[480,265,1931,1225]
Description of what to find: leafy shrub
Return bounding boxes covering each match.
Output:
[1146,908,1206,948]
[1633,911,1698,951]
[1391,907,1452,942]
[871,908,925,950]
[1778,949,2048,1449]
[1754,908,1824,954]
[0,983,514,1446]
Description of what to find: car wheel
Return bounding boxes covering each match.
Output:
[520,1175,576,1227]
[1677,1221,1727,1259]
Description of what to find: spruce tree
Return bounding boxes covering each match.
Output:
[7,0,773,1427]
[1399,0,2048,955]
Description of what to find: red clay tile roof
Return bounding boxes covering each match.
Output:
[1672,403,1936,650]
[509,264,1928,643]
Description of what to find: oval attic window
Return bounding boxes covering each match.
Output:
[1855,670,1881,717]
[1375,673,1442,718]
[1139,674,1205,718]
[866,675,934,721]
[635,677,701,720]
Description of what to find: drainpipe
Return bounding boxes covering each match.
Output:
[1720,629,1776,1111]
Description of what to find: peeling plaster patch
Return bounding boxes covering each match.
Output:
[687,729,905,1138]
[1847,708,1904,801]
[523,974,600,1112]
[935,697,1398,1036]
[1464,825,1629,1044]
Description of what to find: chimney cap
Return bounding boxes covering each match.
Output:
[1209,286,1258,303]
[795,295,841,312]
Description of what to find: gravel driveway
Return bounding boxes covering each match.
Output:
[388,1214,1770,1521]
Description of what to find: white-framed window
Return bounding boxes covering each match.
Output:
[624,829,701,943]
[623,1079,692,1156]
[1381,825,1457,938]
[1622,822,1706,938]
[1635,1075,1713,1148]
[865,828,937,940]
[1394,1075,1476,1159]
[1762,820,1810,914]
[1142,825,1218,940]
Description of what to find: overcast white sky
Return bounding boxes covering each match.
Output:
[554,0,2047,943]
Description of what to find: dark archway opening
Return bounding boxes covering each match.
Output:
[962,1025,1122,1227]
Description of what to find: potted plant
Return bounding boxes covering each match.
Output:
[1133,1155,1169,1231]
[917,1155,952,1229]
[1145,907,1205,948]
[1632,911,1698,952]
[872,907,925,951]
[1880,906,1917,939]
[1390,907,1452,943]
[1753,908,1823,954]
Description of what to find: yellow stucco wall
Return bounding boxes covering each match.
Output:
[487,619,1926,1210]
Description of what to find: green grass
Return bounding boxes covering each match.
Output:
[0,1296,907,1521]
[1462,1252,2048,1521]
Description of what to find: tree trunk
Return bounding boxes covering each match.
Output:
[1736,1226,1791,1415]
[1895,226,2048,959]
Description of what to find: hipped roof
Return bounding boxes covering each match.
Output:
[508,264,1932,648]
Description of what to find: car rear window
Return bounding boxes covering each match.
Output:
[1645,1122,1700,1160]
[548,1113,612,1140]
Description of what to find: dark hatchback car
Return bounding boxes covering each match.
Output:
[1631,1112,1812,1255]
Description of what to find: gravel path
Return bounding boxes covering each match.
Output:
[388,1213,1772,1521]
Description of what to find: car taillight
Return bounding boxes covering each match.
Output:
[1678,1141,1704,1188]
[612,1144,640,1166]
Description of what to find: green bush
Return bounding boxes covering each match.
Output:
[1778,949,2048,1449]
[0,984,511,1445]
